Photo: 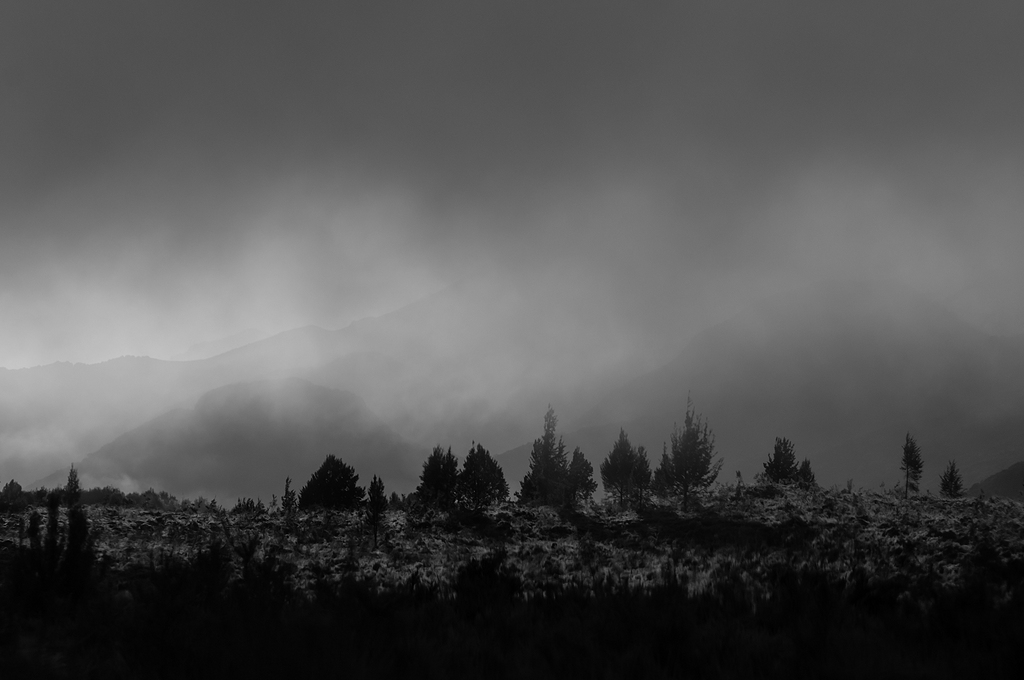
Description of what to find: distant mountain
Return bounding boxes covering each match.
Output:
[967,462,1024,499]
[169,328,269,362]
[35,378,422,503]
[500,280,1024,495]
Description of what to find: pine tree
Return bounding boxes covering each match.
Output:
[763,437,799,484]
[458,443,509,511]
[64,465,81,508]
[630,445,652,510]
[417,445,461,510]
[668,398,722,511]
[939,459,964,499]
[298,455,366,510]
[796,458,816,489]
[600,430,652,509]
[567,446,597,508]
[281,476,297,516]
[366,475,388,548]
[652,443,674,498]
[518,406,570,505]
[900,433,924,498]
[601,429,638,508]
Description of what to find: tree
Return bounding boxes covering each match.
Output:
[939,459,964,499]
[365,475,388,548]
[458,443,509,511]
[417,445,461,510]
[652,443,674,498]
[600,430,652,509]
[281,476,297,516]
[518,406,570,506]
[763,437,799,484]
[656,397,723,510]
[64,465,81,508]
[567,446,598,508]
[796,458,816,489]
[298,455,366,510]
[900,433,923,498]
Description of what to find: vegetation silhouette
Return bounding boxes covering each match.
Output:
[299,455,365,510]
[653,397,723,510]
[901,433,924,498]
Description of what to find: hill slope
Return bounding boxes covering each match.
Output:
[501,280,1024,495]
[37,378,422,503]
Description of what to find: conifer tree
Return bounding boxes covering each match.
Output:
[64,465,81,508]
[299,455,366,510]
[652,443,674,498]
[458,443,509,511]
[665,397,722,511]
[900,433,924,498]
[939,459,964,499]
[567,446,597,508]
[600,430,652,509]
[366,475,388,548]
[763,437,799,484]
[518,406,570,505]
[281,477,297,516]
[796,458,816,489]
[417,445,461,510]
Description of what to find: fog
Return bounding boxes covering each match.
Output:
[2,3,1024,493]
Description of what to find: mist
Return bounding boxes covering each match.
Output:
[2,2,1024,494]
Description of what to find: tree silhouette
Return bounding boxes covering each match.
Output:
[64,465,81,508]
[600,429,652,509]
[939,459,964,499]
[417,445,461,510]
[458,443,509,511]
[298,455,366,510]
[900,433,923,498]
[655,397,722,511]
[796,458,816,489]
[281,477,297,516]
[763,437,799,484]
[567,446,597,508]
[518,406,570,506]
[366,475,388,548]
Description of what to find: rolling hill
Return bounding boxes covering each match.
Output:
[499,280,1024,496]
[35,378,422,503]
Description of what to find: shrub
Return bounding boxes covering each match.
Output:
[299,455,366,511]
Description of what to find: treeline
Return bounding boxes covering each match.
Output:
[0,399,973,518]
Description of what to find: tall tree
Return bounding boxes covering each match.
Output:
[601,429,638,507]
[666,398,722,511]
[417,446,461,510]
[939,459,964,499]
[900,433,924,498]
[365,475,388,548]
[458,442,509,510]
[299,455,366,510]
[518,406,570,506]
[600,430,652,509]
[64,465,81,508]
[763,437,799,484]
[567,446,597,508]
[652,443,674,498]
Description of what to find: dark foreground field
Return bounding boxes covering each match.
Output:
[2,485,1024,679]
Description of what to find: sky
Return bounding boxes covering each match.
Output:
[2,1,1024,369]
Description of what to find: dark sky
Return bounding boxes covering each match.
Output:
[2,1,1024,368]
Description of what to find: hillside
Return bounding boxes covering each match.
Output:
[969,461,1024,499]
[35,378,422,503]
[501,280,1024,495]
